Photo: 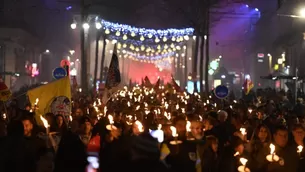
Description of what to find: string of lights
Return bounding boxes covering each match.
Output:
[124,51,175,61]
[101,19,194,38]
[114,42,184,54]
[118,52,174,64]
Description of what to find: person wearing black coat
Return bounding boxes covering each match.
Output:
[53,130,88,172]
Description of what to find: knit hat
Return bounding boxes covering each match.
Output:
[130,133,160,162]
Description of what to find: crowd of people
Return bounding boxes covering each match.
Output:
[0,85,304,172]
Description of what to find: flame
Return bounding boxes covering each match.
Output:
[297,145,303,153]
[104,106,108,116]
[186,121,191,132]
[135,120,144,132]
[35,98,39,105]
[234,152,240,156]
[108,115,114,125]
[40,115,49,128]
[2,113,6,119]
[170,126,178,137]
[158,124,162,130]
[164,112,171,120]
[248,109,252,114]
[127,101,131,107]
[240,128,247,135]
[240,157,248,166]
[69,115,73,121]
[176,104,179,110]
[181,108,185,113]
[270,144,275,154]
[136,105,140,111]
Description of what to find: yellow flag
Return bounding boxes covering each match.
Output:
[160,143,170,160]
[27,77,71,123]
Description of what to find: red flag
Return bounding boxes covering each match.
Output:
[87,135,101,153]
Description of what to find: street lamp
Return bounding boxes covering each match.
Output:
[82,23,90,30]
[300,8,305,18]
[71,23,77,29]
[45,49,50,53]
[69,50,75,55]
[95,22,102,29]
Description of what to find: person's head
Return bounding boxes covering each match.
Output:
[21,117,34,137]
[292,124,305,142]
[204,117,216,130]
[45,113,54,125]
[218,110,228,123]
[273,125,289,148]
[71,119,79,133]
[252,124,271,143]
[205,135,218,153]
[190,120,203,140]
[132,121,143,136]
[75,108,83,117]
[173,116,186,135]
[231,113,242,127]
[55,114,64,127]
[80,116,92,135]
[231,136,244,154]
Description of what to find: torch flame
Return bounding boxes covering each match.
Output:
[297,145,303,153]
[135,120,144,132]
[35,98,39,105]
[108,115,114,125]
[158,124,162,130]
[40,115,49,128]
[270,144,275,154]
[240,157,248,166]
[186,121,191,132]
[136,105,140,111]
[170,126,178,137]
[240,128,247,135]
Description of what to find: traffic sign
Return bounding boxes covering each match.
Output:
[52,67,67,80]
[214,85,229,99]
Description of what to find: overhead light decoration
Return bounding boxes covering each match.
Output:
[155,37,160,43]
[126,51,175,61]
[140,36,145,41]
[123,34,128,40]
[105,29,110,34]
[100,19,194,39]
[115,31,121,36]
[163,37,167,42]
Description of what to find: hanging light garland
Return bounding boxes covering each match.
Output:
[101,19,194,39]
[123,51,175,61]
[114,41,184,54]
